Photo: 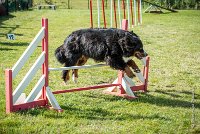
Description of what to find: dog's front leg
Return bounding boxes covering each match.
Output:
[127,59,141,73]
[71,56,88,83]
[106,56,135,78]
[124,66,135,78]
[72,69,78,83]
[62,70,70,84]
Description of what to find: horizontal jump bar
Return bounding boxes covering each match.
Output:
[52,84,120,94]
[49,64,107,71]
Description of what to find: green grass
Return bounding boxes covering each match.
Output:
[0,9,200,133]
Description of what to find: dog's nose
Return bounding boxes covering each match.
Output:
[144,50,148,57]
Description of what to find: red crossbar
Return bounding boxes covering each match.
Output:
[131,85,145,91]
[52,84,120,94]
[12,100,46,112]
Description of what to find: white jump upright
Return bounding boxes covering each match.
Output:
[5,18,62,114]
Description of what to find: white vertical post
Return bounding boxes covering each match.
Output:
[117,0,121,28]
[110,0,113,27]
[97,0,100,28]
[134,0,137,26]
[139,0,142,24]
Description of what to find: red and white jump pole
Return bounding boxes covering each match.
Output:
[122,0,126,19]
[90,0,93,28]
[130,0,134,26]
[113,0,117,28]
[102,0,107,28]
[138,0,141,24]
[42,18,48,105]
[5,18,149,113]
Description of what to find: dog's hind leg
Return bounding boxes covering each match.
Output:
[62,54,82,84]
[127,60,141,73]
[72,56,88,83]
[106,56,135,78]
[62,67,70,84]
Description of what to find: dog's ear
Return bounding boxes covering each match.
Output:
[129,31,139,37]
[55,45,67,64]
[118,37,127,54]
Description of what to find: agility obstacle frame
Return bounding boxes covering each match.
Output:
[5,18,150,113]
[89,0,142,29]
[5,18,62,113]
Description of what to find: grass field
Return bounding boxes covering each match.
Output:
[0,8,200,133]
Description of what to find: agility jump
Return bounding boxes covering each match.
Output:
[5,18,150,113]
[89,0,142,29]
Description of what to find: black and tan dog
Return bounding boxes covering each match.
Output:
[55,28,147,83]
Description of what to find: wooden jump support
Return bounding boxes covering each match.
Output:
[5,18,150,113]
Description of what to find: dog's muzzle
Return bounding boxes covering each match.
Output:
[143,50,148,57]
[134,50,148,59]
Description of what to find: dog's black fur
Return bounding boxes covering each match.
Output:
[55,28,147,83]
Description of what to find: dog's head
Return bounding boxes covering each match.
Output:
[55,45,67,64]
[118,31,148,59]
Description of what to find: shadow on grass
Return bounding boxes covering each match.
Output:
[85,91,200,109]
[0,47,17,51]
[0,14,15,26]
[44,105,171,121]
[0,42,29,46]
[17,89,199,120]
[136,93,200,109]
[0,15,26,39]
[0,25,32,30]
[0,24,23,37]
[154,89,200,97]
[0,33,24,37]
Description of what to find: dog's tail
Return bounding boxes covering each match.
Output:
[55,45,66,64]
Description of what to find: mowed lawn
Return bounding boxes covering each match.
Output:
[0,9,200,133]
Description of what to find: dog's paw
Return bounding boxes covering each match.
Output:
[62,75,70,85]
[63,81,68,85]
[134,68,141,73]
